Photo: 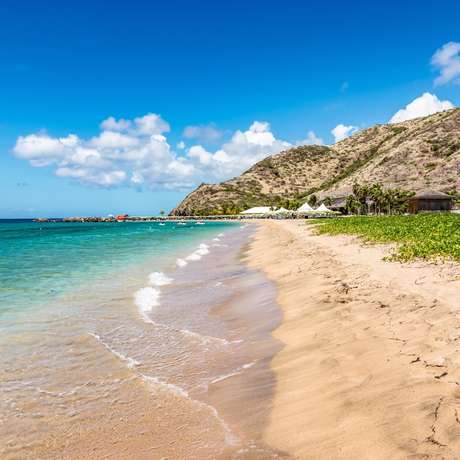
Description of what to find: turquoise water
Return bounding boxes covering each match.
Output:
[0,219,237,322]
[0,219,285,459]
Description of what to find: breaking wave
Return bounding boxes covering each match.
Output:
[134,286,161,313]
[148,271,173,286]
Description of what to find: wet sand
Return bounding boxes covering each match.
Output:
[247,220,460,459]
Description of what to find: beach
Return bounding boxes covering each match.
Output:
[3,218,460,459]
[247,220,460,459]
[0,220,286,459]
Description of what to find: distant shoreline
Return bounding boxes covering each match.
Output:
[29,214,336,223]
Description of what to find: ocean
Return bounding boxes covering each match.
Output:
[0,219,286,459]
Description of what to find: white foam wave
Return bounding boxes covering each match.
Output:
[213,237,220,241]
[141,374,190,398]
[148,271,173,286]
[89,332,141,368]
[178,327,231,346]
[90,333,236,444]
[134,286,160,312]
[218,233,224,237]
[141,374,238,446]
[176,258,188,268]
[210,362,256,385]
[185,243,210,262]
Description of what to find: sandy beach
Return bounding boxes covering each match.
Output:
[247,220,460,459]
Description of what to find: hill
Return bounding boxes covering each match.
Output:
[170,108,460,215]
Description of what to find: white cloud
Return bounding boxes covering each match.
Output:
[100,113,170,136]
[134,113,170,136]
[188,145,213,165]
[13,113,185,188]
[331,124,357,143]
[296,130,324,146]
[13,134,79,166]
[389,92,454,124]
[91,131,139,149]
[56,167,127,186]
[432,42,460,86]
[12,114,318,190]
[182,121,292,181]
[100,116,132,131]
[183,124,222,142]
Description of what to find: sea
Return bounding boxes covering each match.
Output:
[0,219,288,459]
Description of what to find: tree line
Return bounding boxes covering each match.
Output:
[308,182,415,215]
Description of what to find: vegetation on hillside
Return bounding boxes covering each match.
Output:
[171,108,460,216]
[313,213,460,262]
[342,182,414,215]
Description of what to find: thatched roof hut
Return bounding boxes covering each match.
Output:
[408,190,453,214]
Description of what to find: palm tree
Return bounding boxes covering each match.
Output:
[308,194,318,207]
[323,196,333,206]
[368,183,383,214]
[345,195,361,214]
[352,183,369,214]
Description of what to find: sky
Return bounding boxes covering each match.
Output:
[1,0,459,218]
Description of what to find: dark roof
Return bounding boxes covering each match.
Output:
[411,190,453,200]
[329,197,347,208]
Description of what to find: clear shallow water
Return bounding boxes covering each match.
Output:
[0,220,286,459]
[0,219,234,324]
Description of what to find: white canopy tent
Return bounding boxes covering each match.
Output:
[273,207,290,214]
[315,203,332,212]
[297,202,314,212]
[241,206,272,215]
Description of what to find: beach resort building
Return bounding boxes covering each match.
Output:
[408,190,453,214]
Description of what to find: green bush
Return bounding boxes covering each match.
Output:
[313,214,460,262]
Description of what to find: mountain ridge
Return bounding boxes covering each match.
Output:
[170,109,460,215]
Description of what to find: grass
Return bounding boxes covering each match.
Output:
[312,213,460,262]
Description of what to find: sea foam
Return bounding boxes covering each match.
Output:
[148,271,173,286]
[185,243,210,261]
[176,258,188,267]
[89,332,141,368]
[134,286,160,312]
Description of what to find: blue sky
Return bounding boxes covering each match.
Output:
[1,0,459,218]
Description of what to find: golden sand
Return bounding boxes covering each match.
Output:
[247,220,460,459]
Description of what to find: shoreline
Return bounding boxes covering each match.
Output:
[247,220,460,459]
[1,222,288,459]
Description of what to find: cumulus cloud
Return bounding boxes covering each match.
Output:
[185,121,291,180]
[13,113,189,188]
[183,124,222,142]
[331,124,357,143]
[389,92,454,124]
[296,131,324,146]
[432,41,460,86]
[12,115,299,189]
[135,113,170,136]
[99,113,170,136]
